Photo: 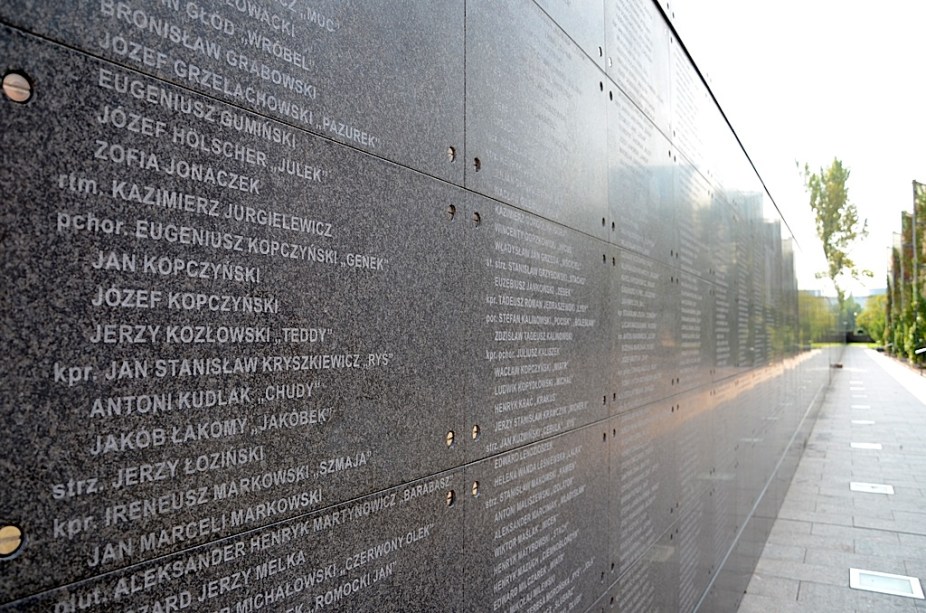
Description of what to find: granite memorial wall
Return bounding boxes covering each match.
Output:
[0,1,834,611]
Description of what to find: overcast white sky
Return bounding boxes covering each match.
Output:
[674,0,926,296]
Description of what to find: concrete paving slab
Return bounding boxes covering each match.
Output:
[743,574,800,599]
[799,580,920,611]
[738,348,926,613]
[738,592,805,613]
[758,542,807,562]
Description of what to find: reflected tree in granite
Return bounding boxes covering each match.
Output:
[856,293,887,345]
[801,158,870,316]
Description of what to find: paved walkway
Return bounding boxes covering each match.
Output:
[738,346,926,612]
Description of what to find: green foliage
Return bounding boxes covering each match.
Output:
[886,271,896,348]
[884,205,926,360]
[893,320,905,356]
[840,295,862,332]
[910,301,926,362]
[801,159,870,307]
[890,299,926,362]
[798,291,837,344]
[855,294,886,344]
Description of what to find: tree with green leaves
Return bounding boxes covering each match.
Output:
[856,294,887,344]
[801,159,870,314]
[797,290,837,345]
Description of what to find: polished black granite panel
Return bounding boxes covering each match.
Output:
[1,470,465,612]
[463,426,609,613]
[708,198,737,381]
[604,0,672,133]
[611,251,680,412]
[678,491,715,613]
[615,526,679,613]
[607,88,677,264]
[708,378,741,563]
[675,161,713,281]
[670,43,710,175]
[676,388,712,517]
[733,211,755,371]
[0,0,465,183]
[466,0,609,239]
[613,400,679,576]
[0,26,465,599]
[588,590,615,612]
[0,1,833,611]
[677,274,714,392]
[534,0,606,68]
[464,195,610,460]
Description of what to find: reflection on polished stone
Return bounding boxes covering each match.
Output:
[0,1,832,611]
